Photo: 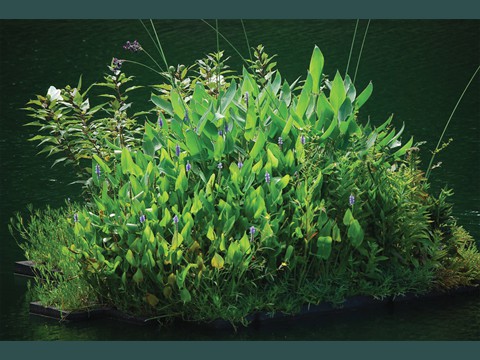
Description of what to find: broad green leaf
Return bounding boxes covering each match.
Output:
[207,225,215,241]
[343,208,354,226]
[121,148,142,177]
[142,138,155,157]
[185,131,202,157]
[223,216,236,236]
[143,225,155,244]
[211,253,225,269]
[52,157,69,168]
[146,293,159,307]
[355,81,373,109]
[239,233,251,253]
[133,268,144,283]
[249,131,266,160]
[220,80,237,113]
[191,194,203,214]
[392,136,414,158]
[285,245,294,262]
[180,288,191,303]
[92,155,111,173]
[214,135,225,160]
[281,115,294,139]
[151,94,173,116]
[347,219,364,247]
[329,71,346,112]
[276,174,290,190]
[177,264,195,289]
[315,93,334,131]
[332,223,341,242]
[252,159,263,174]
[317,236,333,260]
[267,148,279,168]
[175,167,188,192]
[309,45,324,94]
[280,81,292,105]
[171,90,185,119]
[319,116,337,142]
[126,249,135,266]
[226,242,239,264]
[338,97,353,122]
[296,72,313,119]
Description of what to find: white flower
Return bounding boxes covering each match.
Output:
[46,86,62,102]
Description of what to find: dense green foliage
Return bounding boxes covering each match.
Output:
[12,43,479,325]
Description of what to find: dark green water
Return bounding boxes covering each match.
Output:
[0,20,478,340]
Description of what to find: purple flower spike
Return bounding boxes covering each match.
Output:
[278,137,283,147]
[301,135,306,145]
[186,162,191,172]
[237,161,243,169]
[245,92,249,108]
[173,214,179,224]
[218,130,223,136]
[139,214,146,224]
[249,226,256,242]
[95,164,101,178]
[349,194,355,207]
[175,144,181,157]
[123,40,141,52]
[184,112,189,124]
[73,213,78,223]
[217,162,223,169]
[158,115,163,128]
[265,171,271,184]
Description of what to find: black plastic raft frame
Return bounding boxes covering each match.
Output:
[15,260,480,328]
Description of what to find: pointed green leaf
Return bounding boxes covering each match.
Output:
[343,208,354,226]
[133,268,144,283]
[151,94,173,116]
[317,236,332,260]
[185,130,202,157]
[249,131,266,160]
[329,71,346,112]
[347,219,364,247]
[392,136,414,158]
[309,45,324,94]
[355,81,373,109]
[126,249,135,266]
[211,253,225,269]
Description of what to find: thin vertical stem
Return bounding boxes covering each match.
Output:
[345,19,359,77]
[425,64,480,179]
[241,19,252,61]
[353,19,371,84]
[215,19,221,104]
[150,19,169,70]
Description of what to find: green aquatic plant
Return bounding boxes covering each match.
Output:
[16,21,479,324]
[9,203,98,310]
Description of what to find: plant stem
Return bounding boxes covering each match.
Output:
[149,19,169,71]
[425,64,480,179]
[345,19,359,77]
[201,19,250,67]
[353,19,371,84]
[240,19,252,61]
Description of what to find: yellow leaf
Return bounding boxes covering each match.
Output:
[211,253,225,269]
[146,293,159,307]
[163,286,172,298]
[167,273,176,286]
